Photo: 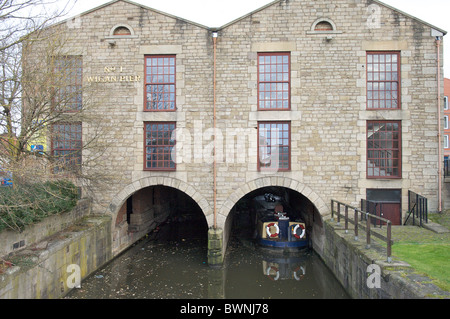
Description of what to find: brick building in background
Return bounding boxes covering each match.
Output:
[25,0,446,265]
[444,78,450,159]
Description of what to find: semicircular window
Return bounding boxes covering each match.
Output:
[113,26,132,36]
[314,21,333,31]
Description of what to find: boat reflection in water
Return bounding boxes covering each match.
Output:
[262,255,306,282]
[224,237,349,299]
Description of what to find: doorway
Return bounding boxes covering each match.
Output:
[366,189,402,225]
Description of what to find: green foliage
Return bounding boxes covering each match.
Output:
[0,180,79,232]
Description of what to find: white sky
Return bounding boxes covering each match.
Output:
[60,0,450,76]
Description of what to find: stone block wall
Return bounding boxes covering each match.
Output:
[215,0,444,218]
[25,0,445,258]
[0,216,112,299]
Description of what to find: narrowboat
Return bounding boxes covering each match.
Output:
[253,193,309,251]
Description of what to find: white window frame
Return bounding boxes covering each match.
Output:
[445,115,449,130]
[445,135,449,149]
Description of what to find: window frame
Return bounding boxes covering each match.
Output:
[144,55,176,112]
[257,121,291,172]
[51,122,83,173]
[52,55,83,112]
[366,51,401,110]
[144,122,176,171]
[366,120,402,179]
[257,52,291,111]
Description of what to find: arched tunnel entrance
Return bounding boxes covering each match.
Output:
[225,186,323,253]
[68,184,349,298]
[113,185,209,254]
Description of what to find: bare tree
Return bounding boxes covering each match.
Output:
[0,1,113,232]
[1,0,78,164]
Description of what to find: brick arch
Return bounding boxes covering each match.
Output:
[216,176,329,229]
[109,176,213,226]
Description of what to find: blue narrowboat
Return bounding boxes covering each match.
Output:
[253,193,309,251]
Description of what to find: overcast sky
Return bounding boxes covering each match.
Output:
[59,0,450,76]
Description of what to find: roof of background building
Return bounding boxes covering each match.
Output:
[56,0,447,34]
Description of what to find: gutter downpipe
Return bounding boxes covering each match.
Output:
[213,31,218,229]
[437,36,442,213]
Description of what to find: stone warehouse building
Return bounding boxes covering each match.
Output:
[29,0,446,265]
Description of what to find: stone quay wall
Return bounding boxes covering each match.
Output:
[0,215,112,299]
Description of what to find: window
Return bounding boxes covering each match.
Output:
[258,122,290,171]
[309,18,338,33]
[53,56,83,111]
[445,135,449,149]
[367,121,401,178]
[145,56,176,111]
[445,115,449,130]
[367,52,400,109]
[258,53,290,110]
[52,123,82,172]
[314,21,333,31]
[108,24,135,37]
[144,122,176,171]
[444,96,448,110]
[113,26,131,36]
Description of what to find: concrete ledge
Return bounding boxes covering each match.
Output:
[0,216,112,299]
[0,198,93,257]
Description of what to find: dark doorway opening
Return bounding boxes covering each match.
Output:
[117,186,208,243]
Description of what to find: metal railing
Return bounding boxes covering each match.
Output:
[331,199,393,263]
[404,191,428,226]
[360,199,388,227]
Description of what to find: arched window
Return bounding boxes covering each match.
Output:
[314,21,333,31]
[113,26,131,36]
[107,24,136,38]
[308,18,340,35]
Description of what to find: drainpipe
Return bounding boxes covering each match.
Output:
[436,36,442,213]
[212,31,218,229]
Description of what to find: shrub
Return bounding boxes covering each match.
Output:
[0,180,79,232]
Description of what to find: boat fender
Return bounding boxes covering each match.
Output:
[293,266,305,281]
[292,224,305,239]
[266,266,280,281]
[266,223,279,238]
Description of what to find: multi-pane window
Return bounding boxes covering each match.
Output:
[367,121,401,178]
[258,122,290,171]
[145,56,176,111]
[53,56,83,111]
[144,122,176,170]
[367,52,400,109]
[258,53,290,110]
[52,123,82,172]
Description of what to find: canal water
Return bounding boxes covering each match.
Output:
[65,220,350,299]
